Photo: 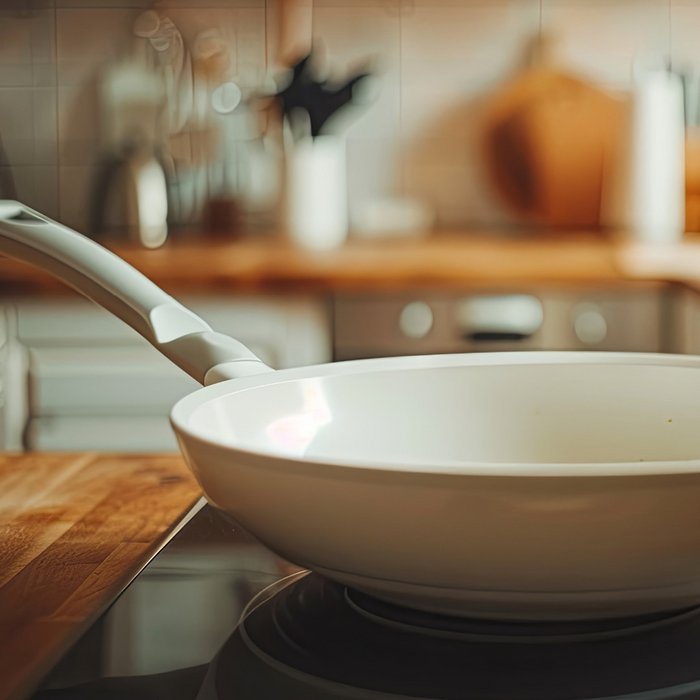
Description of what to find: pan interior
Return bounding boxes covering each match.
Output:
[185,362,700,470]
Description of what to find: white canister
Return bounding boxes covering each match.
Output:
[605,67,686,243]
[286,136,348,250]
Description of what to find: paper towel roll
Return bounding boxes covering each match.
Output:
[604,67,686,243]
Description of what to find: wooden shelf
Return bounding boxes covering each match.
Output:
[2,230,692,297]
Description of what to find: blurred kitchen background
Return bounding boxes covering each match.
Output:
[5,0,700,235]
[3,0,700,453]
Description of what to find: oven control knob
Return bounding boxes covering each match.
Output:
[573,305,608,344]
[399,301,433,339]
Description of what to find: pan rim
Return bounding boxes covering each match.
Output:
[170,350,700,478]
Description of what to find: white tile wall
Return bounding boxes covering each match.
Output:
[671,0,700,109]
[312,5,400,139]
[0,13,37,87]
[400,1,539,140]
[0,6,57,212]
[10,164,59,218]
[56,8,135,87]
[541,0,670,90]
[167,7,266,85]
[0,6,55,88]
[33,88,58,164]
[311,3,401,210]
[56,82,99,168]
[1,0,696,230]
[54,7,138,228]
[399,0,538,225]
[0,88,35,165]
[57,164,91,230]
[346,137,401,217]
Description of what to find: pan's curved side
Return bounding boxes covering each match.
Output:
[175,423,700,621]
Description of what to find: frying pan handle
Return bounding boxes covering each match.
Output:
[0,201,272,384]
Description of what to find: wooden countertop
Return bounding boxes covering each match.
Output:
[3,231,700,297]
[0,452,201,700]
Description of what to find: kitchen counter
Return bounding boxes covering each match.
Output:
[2,231,699,296]
[0,452,201,700]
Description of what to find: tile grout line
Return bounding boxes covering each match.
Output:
[398,0,404,197]
[264,0,269,71]
[668,0,673,63]
[53,2,61,221]
[29,4,37,187]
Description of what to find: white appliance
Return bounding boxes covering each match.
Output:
[333,288,668,360]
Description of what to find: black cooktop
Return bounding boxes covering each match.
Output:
[32,501,294,699]
[31,503,700,700]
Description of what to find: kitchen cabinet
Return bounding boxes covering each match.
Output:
[2,296,331,452]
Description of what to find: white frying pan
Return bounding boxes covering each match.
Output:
[2,200,700,622]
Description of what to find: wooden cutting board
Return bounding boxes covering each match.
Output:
[0,452,201,700]
[481,63,626,229]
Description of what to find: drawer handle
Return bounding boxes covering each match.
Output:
[465,331,532,343]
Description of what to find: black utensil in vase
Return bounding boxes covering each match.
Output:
[275,52,373,139]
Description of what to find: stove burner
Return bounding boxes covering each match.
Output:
[209,573,700,700]
[347,587,700,643]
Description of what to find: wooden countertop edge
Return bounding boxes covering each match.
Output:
[9,501,202,700]
[0,453,202,700]
[2,234,699,296]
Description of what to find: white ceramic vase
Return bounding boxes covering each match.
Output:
[286,136,348,251]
